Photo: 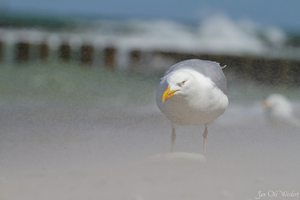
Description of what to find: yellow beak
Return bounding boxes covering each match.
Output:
[162,86,178,103]
[262,100,272,108]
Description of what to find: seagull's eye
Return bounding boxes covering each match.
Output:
[177,80,187,87]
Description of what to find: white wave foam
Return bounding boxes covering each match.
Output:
[196,15,267,54]
[89,15,287,55]
[263,26,287,47]
[0,15,288,58]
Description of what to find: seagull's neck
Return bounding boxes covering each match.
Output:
[185,72,228,110]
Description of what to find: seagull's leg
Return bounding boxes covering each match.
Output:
[170,124,176,152]
[202,124,208,154]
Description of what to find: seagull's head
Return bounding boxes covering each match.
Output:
[162,70,195,103]
[263,94,292,115]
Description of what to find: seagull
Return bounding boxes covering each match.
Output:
[156,59,229,153]
[263,94,300,128]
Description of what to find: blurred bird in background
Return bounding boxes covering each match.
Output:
[263,94,300,128]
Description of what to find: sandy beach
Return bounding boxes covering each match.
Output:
[0,64,299,200]
[0,97,299,200]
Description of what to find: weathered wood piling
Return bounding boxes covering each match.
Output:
[15,41,30,63]
[0,30,300,85]
[39,42,49,60]
[103,46,117,70]
[59,42,71,62]
[80,43,94,66]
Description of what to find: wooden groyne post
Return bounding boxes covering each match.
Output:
[80,43,94,66]
[0,39,3,62]
[103,46,117,70]
[15,41,30,63]
[39,41,49,61]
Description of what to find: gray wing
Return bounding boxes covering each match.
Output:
[165,59,228,94]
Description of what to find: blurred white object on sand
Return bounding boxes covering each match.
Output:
[263,94,300,128]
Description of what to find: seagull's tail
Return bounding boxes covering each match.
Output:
[221,65,228,69]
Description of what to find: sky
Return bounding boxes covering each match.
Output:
[2,0,300,30]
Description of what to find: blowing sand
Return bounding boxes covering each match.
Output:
[0,62,300,200]
[0,99,299,200]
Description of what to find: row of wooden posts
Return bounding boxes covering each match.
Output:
[0,39,300,84]
[154,51,300,84]
[0,40,118,68]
